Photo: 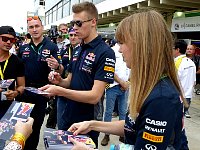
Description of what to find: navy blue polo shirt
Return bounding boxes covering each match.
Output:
[18,37,60,87]
[66,35,115,123]
[124,77,183,149]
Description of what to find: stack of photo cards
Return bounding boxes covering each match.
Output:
[44,128,96,150]
[25,87,50,95]
[0,79,15,101]
[0,101,34,140]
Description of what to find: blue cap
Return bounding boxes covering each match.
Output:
[68,27,75,33]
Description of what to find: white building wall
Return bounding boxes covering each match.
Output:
[45,0,62,12]
[44,0,145,29]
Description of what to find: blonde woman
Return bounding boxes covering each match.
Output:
[68,10,184,150]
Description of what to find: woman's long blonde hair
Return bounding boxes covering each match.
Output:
[115,9,184,119]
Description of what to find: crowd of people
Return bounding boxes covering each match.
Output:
[0,1,200,150]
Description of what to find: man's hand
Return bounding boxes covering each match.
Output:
[120,81,130,91]
[69,137,92,150]
[68,121,92,136]
[15,117,34,140]
[48,71,62,85]
[4,90,18,100]
[46,55,60,70]
[39,84,61,97]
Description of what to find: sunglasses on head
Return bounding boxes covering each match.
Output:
[70,19,93,27]
[27,16,41,22]
[0,36,16,43]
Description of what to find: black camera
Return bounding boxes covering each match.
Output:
[48,25,59,44]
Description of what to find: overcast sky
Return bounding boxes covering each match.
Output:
[0,0,34,33]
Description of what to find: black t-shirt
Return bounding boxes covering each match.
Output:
[0,54,25,119]
[124,77,183,149]
[18,37,60,87]
[0,54,24,80]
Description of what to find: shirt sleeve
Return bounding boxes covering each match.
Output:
[134,96,183,149]
[94,49,116,84]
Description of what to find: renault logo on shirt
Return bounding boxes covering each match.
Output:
[145,144,157,150]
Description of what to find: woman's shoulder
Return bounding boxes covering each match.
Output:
[145,78,181,105]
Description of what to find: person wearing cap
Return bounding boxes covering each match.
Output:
[17,16,62,150]
[0,26,25,149]
[45,27,81,129]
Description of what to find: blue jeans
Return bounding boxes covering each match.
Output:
[57,96,100,147]
[0,139,5,150]
[57,96,68,130]
[104,85,128,122]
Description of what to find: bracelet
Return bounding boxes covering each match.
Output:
[11,132,26,149]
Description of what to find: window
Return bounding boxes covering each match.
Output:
[63,2,70,17]
[57,7,62,20]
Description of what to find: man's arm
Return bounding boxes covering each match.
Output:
[57,73,72,88]
[5,77,25,100]
[16,76,25,95]
[114,73,129,91]
[58,80,106,104]
[42,79,106,104]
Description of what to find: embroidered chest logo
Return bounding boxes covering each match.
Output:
[85,52,96,62]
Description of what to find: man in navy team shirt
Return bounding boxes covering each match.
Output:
[40,1,115,146]
[18,16,62,150]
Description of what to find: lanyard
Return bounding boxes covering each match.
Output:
[68,47,71,61]
[0,53,11,80]
[31,44,43,55]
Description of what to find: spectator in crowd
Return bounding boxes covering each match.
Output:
[186,44,200,86]
[4,117,34,150]
[68,9,185,150]
[18,16,62,150]
[22,33,31,45]
[173,40,196,150]
[58,23,70,46]
[174,41,196,118]
[60,27,81,77]
[0,26,25,149]
[101,43,130,146]
[40,1,115,146]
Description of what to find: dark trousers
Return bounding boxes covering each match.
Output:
[184,98,191,114]
[46,98,57,128]
[21,91,47,150]
[180,129,189,150]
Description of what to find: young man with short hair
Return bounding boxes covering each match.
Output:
[0,25,25,149]
[40,2,115,146]
[18,16,61,150]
